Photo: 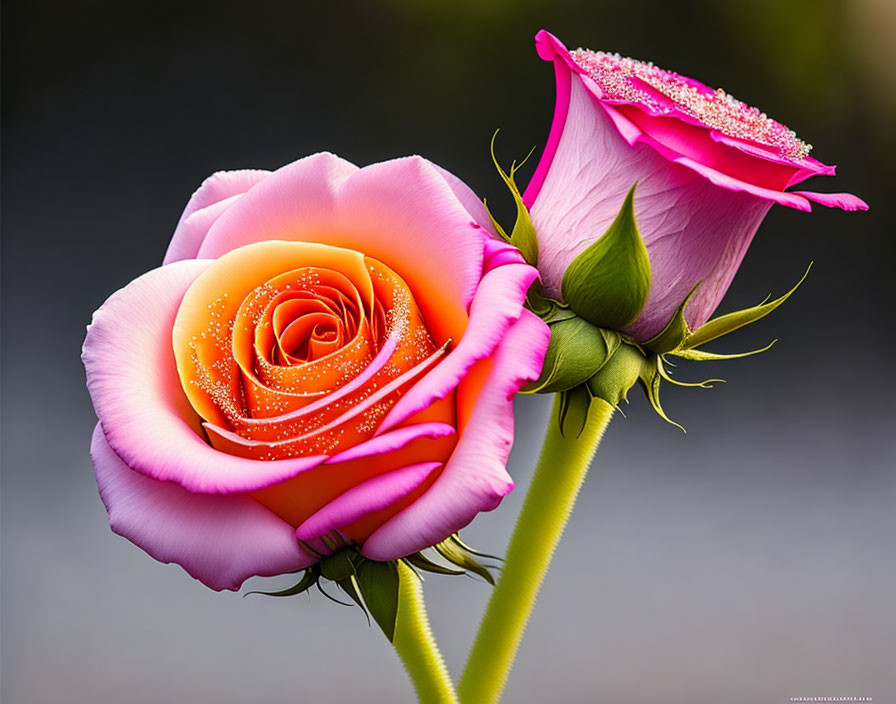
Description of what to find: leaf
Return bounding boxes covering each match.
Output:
[561,185,651,330]
[526,317,620,394]
[557,385,593,439]
[490,131,539,266]
[683,265,811,349]
[674,340,777,361]
[355,559,401,641]
[643,281,701,354]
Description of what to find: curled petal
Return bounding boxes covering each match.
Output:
[91,425,315,591]
[376,257,539,434]
[362,310,550,560]
[325,422,456,464]
[83,260,328,493]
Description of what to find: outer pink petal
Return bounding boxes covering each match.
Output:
[196,153,485,344]
[164,169,270,264]
[523,30,576,208]
[83,260,328,494]
[625,190,774,339]
[295,462,442,554]
[429,162,499,238]
[375,257,540,434]
[362,310,550,560]
[91,425,315,591]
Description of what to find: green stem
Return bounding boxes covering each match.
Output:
[458,395,615,704]
[392,561,459,704]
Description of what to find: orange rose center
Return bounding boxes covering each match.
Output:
[171,241,451,462]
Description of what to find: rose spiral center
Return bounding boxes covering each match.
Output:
[172,241,447,462]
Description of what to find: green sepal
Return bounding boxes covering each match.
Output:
[433,537,497,585]
[526,317,621,394]
[316,580,355,607]
[448,534,502,563]
[674,340,777,361]
[643,282,701,354]
[557,384,593,439]
[585,341,649,408]
[244,565,321,598]
[526,286,576,325]
[489,132,538,266]
[639,358,685,432]
[354,559,400,641]
[404,551,466,577]
[319,548,359,581]
[657,356,722,389]
[561,185,652,330]
[246,535,498,641]
[682,265,811,350]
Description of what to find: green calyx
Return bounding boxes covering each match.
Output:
[525,311,621,395]
[485,142,810,433]
[245,535,498,643]
[527,266,812,435]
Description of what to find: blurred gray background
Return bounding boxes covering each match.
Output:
[3,1,894,702]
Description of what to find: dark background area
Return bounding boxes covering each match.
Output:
[3,1,894,702]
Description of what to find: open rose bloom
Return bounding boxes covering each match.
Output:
[525,31,867,341]
[83,153,549,591]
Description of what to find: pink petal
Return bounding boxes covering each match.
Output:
[429,162,499,238]
[483,236,529,269]
[326,422,456,464]
[196,153,486,344]
[375,258,539,435]
[82,260,328,494]
[295,462,442,554]
[524,30,576,208]
[525,30,866,336]
[525,69,777,339]
[91,425,315,591]
[791,190,870,211]
[164,169,270,264]
[624,190,774,339]
[362,310,550,560]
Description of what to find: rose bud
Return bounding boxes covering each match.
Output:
[83,153,549,592]
[523,30,867,342]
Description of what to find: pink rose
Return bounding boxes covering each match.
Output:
[83,153,549,591]
[524,31,868,340]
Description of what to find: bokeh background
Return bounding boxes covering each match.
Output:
[3,1,894,702]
